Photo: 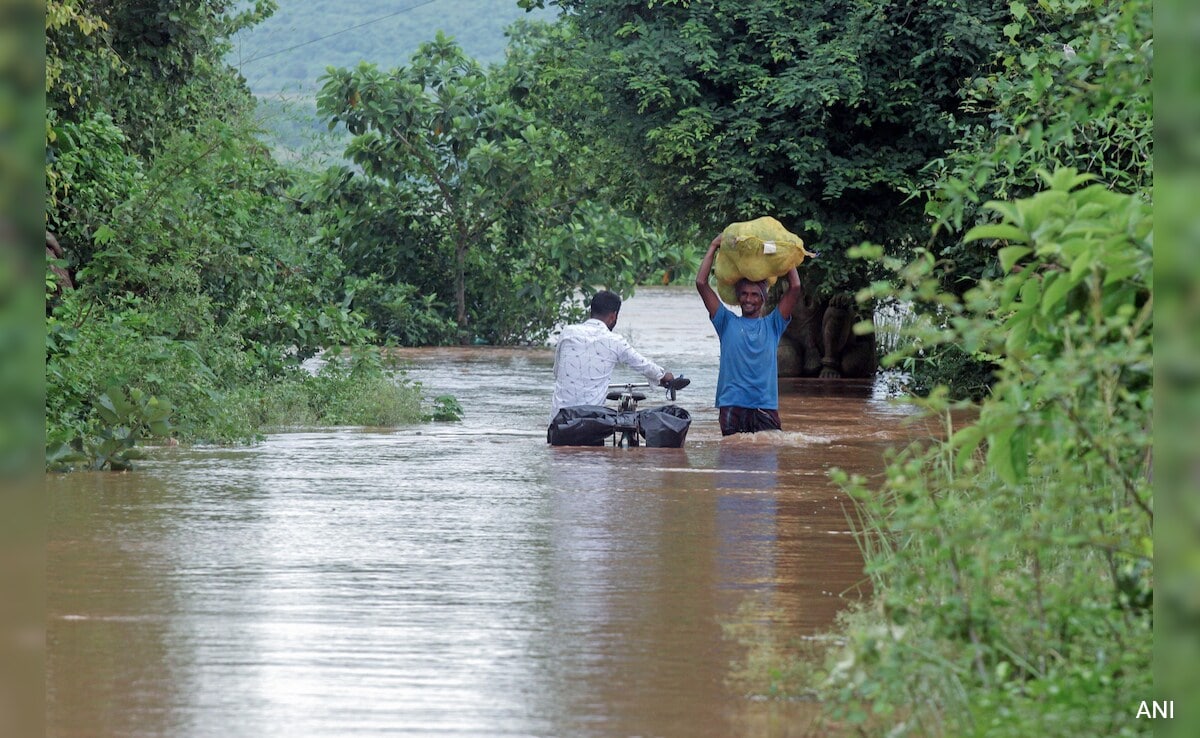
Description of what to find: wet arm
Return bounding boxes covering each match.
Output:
[777,267,803,321]
[695,234,722,319]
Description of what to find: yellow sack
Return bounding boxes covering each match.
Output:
[713,216,815,286]
[716,280,737,306]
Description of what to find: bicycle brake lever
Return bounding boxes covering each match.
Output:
[665,374,687,401]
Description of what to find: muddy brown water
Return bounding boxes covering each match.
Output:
[47,286,948,737]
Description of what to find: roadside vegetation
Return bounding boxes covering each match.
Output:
[822,2,1152,731]
[718,2,1153,734]
[46,0,1155,731]
[45,1,431,469]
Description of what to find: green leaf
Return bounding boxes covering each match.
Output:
[46,442,85,466]
[1027,120,1043,149]
[95,392,120,425]
[988,426,1017,485]
[92,224,117,245]
[104,386,134,418]
[1069,251,1092,282]
[1039,271,1074,315]
[964,224,1028,244]
[1044,167,1095,192]
[1004,318,1030,357]
[951,425,985,469]
[997,246,1033,272]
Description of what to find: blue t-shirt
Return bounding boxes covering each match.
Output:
[711,304,790,409]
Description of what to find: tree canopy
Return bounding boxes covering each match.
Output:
[45,0,425,470]
[314,31,691,345]
[517,0,1008,295]
[920,0,1152,288]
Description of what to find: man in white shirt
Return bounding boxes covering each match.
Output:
[549,290,676,424]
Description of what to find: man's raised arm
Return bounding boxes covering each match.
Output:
[695,234,723,319]
[777,267,803,321]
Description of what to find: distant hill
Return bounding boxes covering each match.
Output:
[230,0,557,95]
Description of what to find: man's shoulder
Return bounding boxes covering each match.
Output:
[557,320,592,338]
[556,320,608,345]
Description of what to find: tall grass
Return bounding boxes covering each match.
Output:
[217,361,426,437]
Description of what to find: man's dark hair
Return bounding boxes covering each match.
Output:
[590,290,622,317]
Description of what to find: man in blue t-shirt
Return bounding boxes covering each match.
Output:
[696,234,804,435]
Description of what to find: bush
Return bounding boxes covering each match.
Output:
[801,171,1152,736]
[905,343,997,402]
[239,357,425,430]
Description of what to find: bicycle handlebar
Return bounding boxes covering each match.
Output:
[606,375,690,402]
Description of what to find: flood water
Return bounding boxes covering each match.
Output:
[47,286,943,738]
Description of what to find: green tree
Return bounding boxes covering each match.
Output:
[44,0,430,468]
[47,0,279,268]
[922,0,1152,286]
[902,0,1151,397]
[47,0,278,156]
[784,1,1156,726]
[315,32,690,345]
[318,33,557,338]
[518,0,1007,295]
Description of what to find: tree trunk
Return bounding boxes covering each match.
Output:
[455,238,468,343]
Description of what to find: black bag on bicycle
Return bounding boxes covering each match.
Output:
[636,405,691,448]
[547,405,618,446]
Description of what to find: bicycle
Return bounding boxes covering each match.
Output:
[605,376,690,447]
[548,375,692,448]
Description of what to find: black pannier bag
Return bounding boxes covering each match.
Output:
[547,404,692,448]
[637,405,691,448]
[547,405,618,446]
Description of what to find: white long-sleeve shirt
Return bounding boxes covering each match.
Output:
[549,318,666,421]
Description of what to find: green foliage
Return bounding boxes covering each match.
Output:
[424,395,463,422]
[46,1,280,286]
[246,358,427,429]
[67,113,372,365]
[314,33,684,345]
[45,112,143,261]
[344,276,461,347]
[464,201,694,344]
[810,172,1152,735]
[45,0,121,115]
[513,0,1008,296]
[545,201,698,287]
[873,0,1152,400]
[47,294,428,467]
[46,385,174,472]
[44,1,447,471]
[902,342,997,401]
[318,34,549,337]
[922,0,1151,286]
[46,294,226,451]
[47,0,272,157]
